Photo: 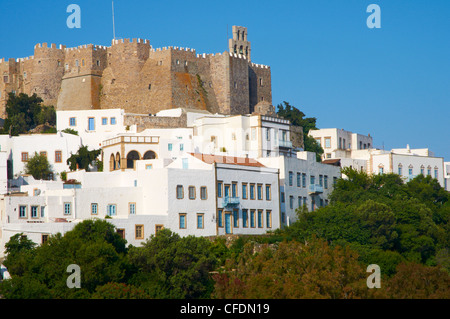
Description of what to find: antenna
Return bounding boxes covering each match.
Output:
[112,1,116,41]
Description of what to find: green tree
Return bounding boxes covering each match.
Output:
[0,220,129,299]
[213,237,372,299]
[276,101,323,161]
[128,228,218,299]
[1,92,55,135]
[67,146,101,171]
[24,152,53,180]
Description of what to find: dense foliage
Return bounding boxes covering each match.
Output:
[1,169,449,299]
[24,152,53,180]
[276,101,324,161]
[1,93,56,135]
[66,145,101,172]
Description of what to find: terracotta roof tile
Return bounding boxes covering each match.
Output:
[188,153,265,167]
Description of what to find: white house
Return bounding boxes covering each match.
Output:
[0,152,281,257]
[444,162,450,191]
[259,151,341,226]
[0,132,83,182]
[309,128,373,161]
[192,113,294,158]
[56,109,133,149]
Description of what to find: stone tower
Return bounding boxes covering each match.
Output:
[228,26,251,62]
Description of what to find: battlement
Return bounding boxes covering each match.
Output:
[250,62,270,69]
[16,56,35,63]
[34,43,66,50]
[111,38,150,45]
[65,44,108,52]
[152,46,196,53]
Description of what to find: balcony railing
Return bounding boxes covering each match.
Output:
[308,184,323,194]
[222,196,240,207]
[278,140,293,148]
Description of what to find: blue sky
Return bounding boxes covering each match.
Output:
[1,0,449,159]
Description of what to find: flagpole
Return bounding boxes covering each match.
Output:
[112,1,116,41]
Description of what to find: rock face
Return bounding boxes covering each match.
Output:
[0,27,272,119]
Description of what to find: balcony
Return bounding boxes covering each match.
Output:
[221,196,240,207]
[308,184,323,194]
[278,140,293,148]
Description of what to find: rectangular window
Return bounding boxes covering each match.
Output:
[55,151,62,163]
[333,177,338,186]
[197,214,204,229]
[188,186,196,200]
[200,186,207,200]
[289,171,293,186]
[250,184,255,200]
[180,143,184,151]
[224,184,230,198]
[88,117,95,131]
[435,169,438,179]
[145,164,153,170]
[129,203,136,215]
[21,152,29,162]
[266,128,271,141]
[31,206,39,218]
[42,234,49,244]
[69,117,76,126]
[398,167,402,175]
[110,117,116,125]
[41,206,45,218]
[302,173,306,188]
[102,117,108,125]
[155,225,164,235]
[298,196,302,208]
[409,168,413,175]
[266,210,272,228]
[107,204,117,216]
[135,225,144,240]
[242,209,248,228]
[91,203,98,215]
[319,175,323,187]
[179,213,186,229]
[176,185,184,199]
[242,183,248,199]
[257,210,263,228]
[281,192,285,203]
[257,184,263,200]
[265,184,271,201]
[168,143,173,151]
[324,137,331,148]
[19,205,27,218]
[30,206,38,218]
[117,229,125,239]
[250,210,256,228]
[289,196,294,209]
[40,151,47,159]
[233,209,239,228]
[324,175,328,189]
[218,209,223,227]
[297,173,301,187]
[310,175,315,185]
[64,202,72,215]
[232,182,237,198]
[217,181,223,198]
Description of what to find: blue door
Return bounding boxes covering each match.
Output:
[88,118,95,131]
[225,213,232,234]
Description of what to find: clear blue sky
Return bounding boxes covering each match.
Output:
[1,0,449,160]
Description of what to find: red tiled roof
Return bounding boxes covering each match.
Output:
[188,153,265,167]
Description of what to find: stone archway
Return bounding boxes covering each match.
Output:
[143,150,157,160]
[127,151,140,169]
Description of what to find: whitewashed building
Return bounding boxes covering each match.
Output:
[0,132,83,182]
[0,153,281,257]
[259,151,341,226]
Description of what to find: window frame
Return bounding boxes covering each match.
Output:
[135,224,144,240]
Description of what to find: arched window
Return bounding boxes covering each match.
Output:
[234,45,237,54]
[110,154,116,171]
[239,45,243,54]
[143,150,157,160]
[242,31,245,41]
[398,163,403,175]
[116,152,121,170]
[127,151,140,169]
[245,46,248,57]
[237,30,240,40]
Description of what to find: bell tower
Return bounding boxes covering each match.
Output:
[228,26,251,61]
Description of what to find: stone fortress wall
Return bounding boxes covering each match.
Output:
[0,26,272,119]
